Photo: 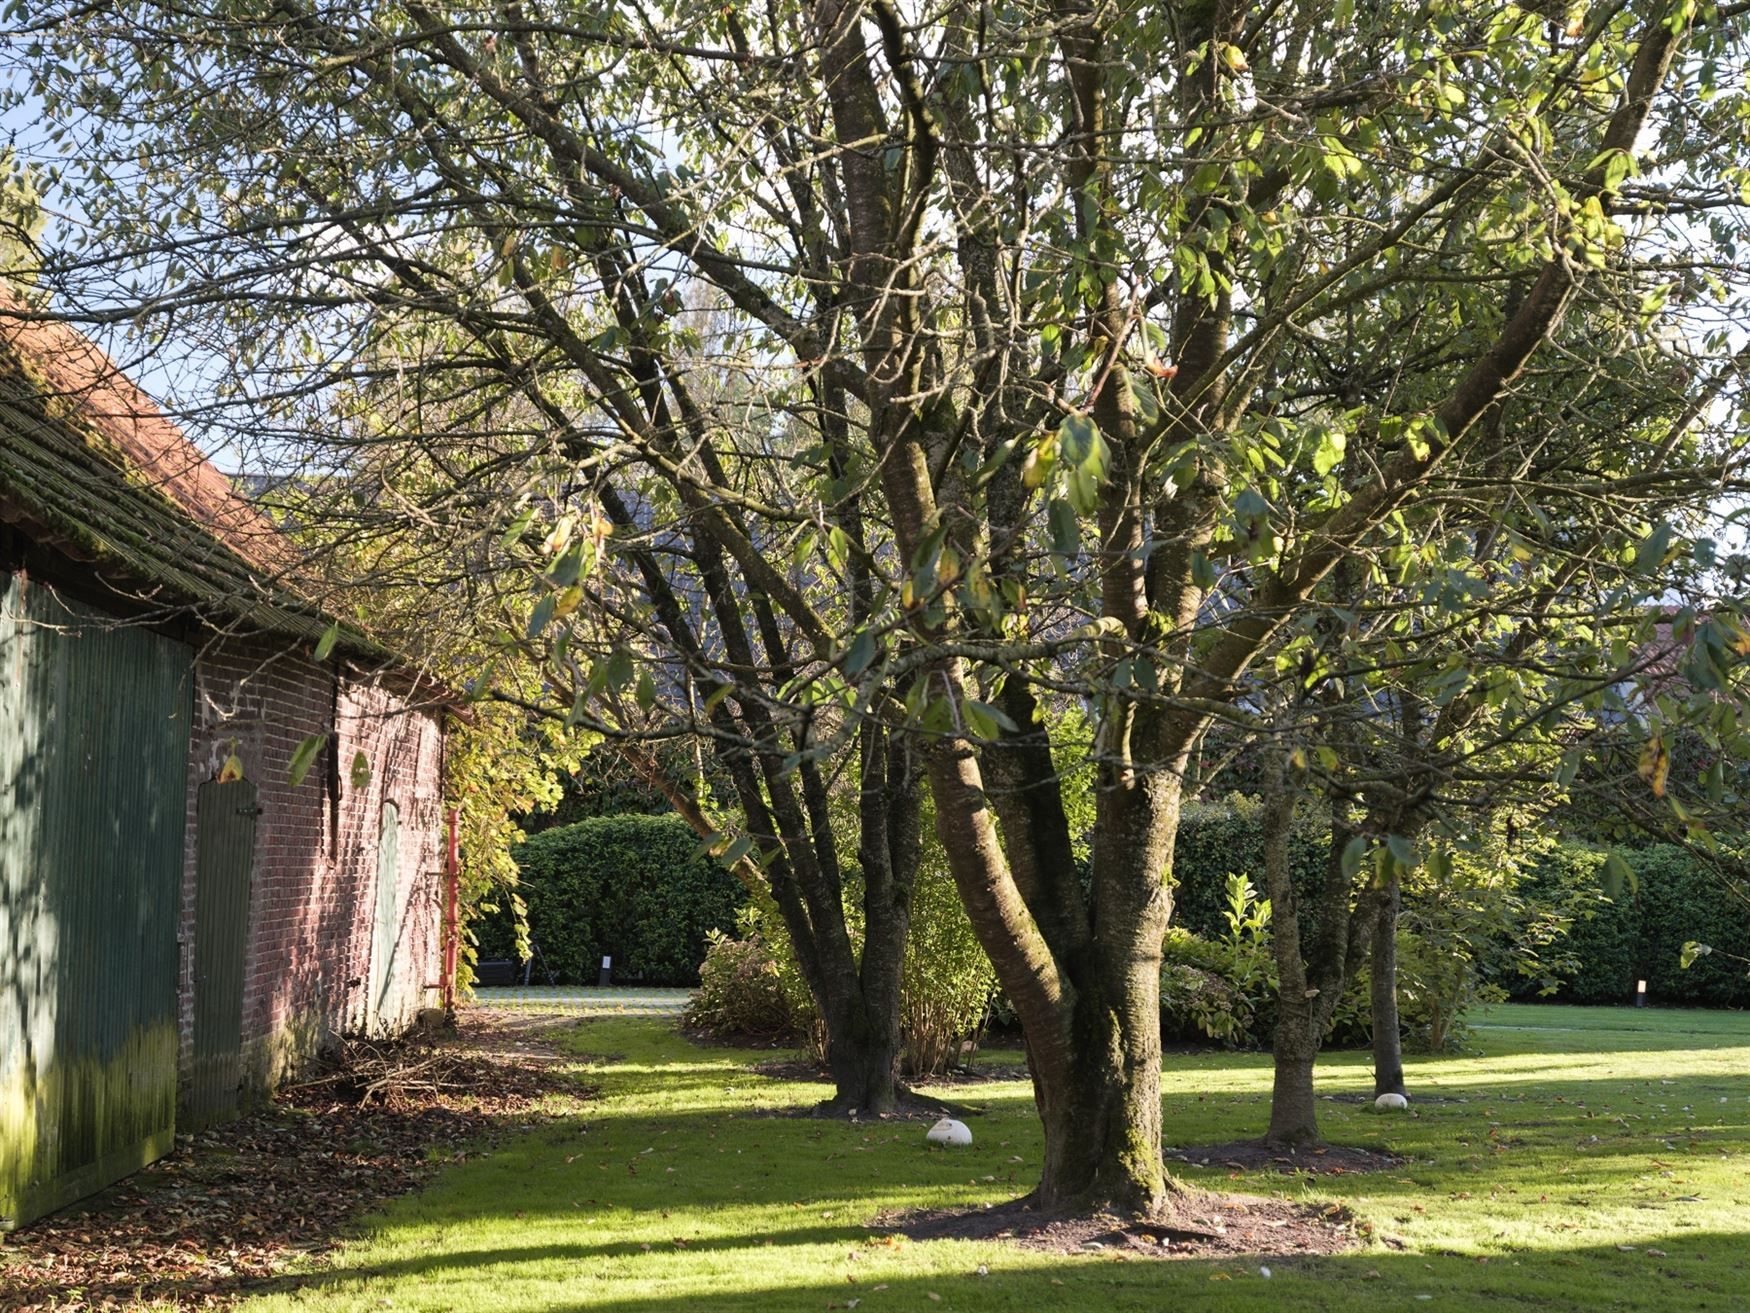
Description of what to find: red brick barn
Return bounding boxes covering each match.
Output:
[0,305,456,1227]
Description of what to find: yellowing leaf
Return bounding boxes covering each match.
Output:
[1637,734,1670,798]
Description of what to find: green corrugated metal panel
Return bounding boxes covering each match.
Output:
[187,779,257,1131]
[0,571,191,1230]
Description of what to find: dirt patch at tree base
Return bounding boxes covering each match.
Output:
[879,1190,1360,1258]
[0,1008,593,1311]
[1168,1139,1406,1175]
[749,1056,1015,1087]
[743,1057,984,1120]
[1320,1091,1465,1105]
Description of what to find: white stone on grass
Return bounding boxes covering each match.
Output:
[925,1117,973,1147]
[1374,1092,1410,1111]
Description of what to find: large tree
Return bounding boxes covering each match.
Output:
[10,0,1750,1215]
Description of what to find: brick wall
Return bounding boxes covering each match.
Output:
[179,634,446,1104]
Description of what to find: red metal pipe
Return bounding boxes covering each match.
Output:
[441,806,461,1011]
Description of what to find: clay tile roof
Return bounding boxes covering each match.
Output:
[0,294,347,646]
[0,300,287,567]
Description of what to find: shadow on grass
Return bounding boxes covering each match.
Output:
[264,1228,1750,1313]
[240,1008,1750,1313]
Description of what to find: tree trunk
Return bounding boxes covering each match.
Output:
[1031,946,1170,1213]
[1265,1040,1321,1147]
[1371,873,1407,1099]
[922,724,1184,1218]
[1258,749,1376,1149]
[822,990,903,1115]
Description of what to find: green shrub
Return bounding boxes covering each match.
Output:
[1159,873,1470,1052]
[1159,962,1252,1046]
[684,932,794,1038]
[1170,796,1329,938]
[688,797,996,1076]
[1510,844,1629,1004]
[1634,846,1750,1006]
[1160,876,1275,1048]
[1513,842,1750,1008]
[472,813,746,985]
[898,846,997,1077]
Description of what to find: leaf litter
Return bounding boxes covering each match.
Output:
[0,1009,595,1311]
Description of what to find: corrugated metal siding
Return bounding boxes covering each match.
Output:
[0,572,191,1229]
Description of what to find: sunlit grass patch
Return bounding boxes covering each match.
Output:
[245,1002,1750,1313]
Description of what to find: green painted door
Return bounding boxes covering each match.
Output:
[369,801,400,1032]
[0,573,190,1230]
[187,778,257,1130]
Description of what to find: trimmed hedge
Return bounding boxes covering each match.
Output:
[1519,843,1750,1008]
[1169,797,1328,938]
[473,813,746,986]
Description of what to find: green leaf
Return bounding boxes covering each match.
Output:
[527,593,556,640]
[1340,835,1368,879]
[1385,834,1415,870]
[718,834,754,868]
[1190,552,1218,591]
[349,750,371,791]
[314,622,340,663]
[549,544,587,587]
[845,628,878,676]
[1635,522,1674,574]
[1311,426,1346,476]
[289,733,327,788]
[961,699,1017,740]
[1047,498,1080,558]
[498,504,536,550]
[1602,851,1638,900]
[606,647,635,691]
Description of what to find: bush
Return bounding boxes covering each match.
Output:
[684,932,794,1038]
[686,797,996,1077]
[1634,846,1750,1006]
[1160,876,1276,1048]
[1170,796,1329,938]
[1510,843,1628,1004]
[472,813,746,986]
[1160,873,1471,1052]
[1514,842,1750,1008]
[898,848,997,1077]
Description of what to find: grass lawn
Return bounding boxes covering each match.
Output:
[248,1002,1750,1312]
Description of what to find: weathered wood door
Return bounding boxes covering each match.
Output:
[187,778,258,1129]
[369,801,401,1031]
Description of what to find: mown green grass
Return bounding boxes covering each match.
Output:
[249,1002,1750,1312]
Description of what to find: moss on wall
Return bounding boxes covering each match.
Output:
[0,1019,178,1230]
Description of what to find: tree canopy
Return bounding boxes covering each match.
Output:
[9,0,1750,1214]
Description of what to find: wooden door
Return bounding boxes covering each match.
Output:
[369,801,401,1031]
[188,778,258,1129]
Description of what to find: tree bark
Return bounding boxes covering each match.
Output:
[1371,873,1407,1099]
[821,992,903,1115]
[1259,750,1375,1149]
[1266,1049,1321,1148]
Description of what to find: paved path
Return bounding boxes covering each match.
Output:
[470,985,691,1017]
